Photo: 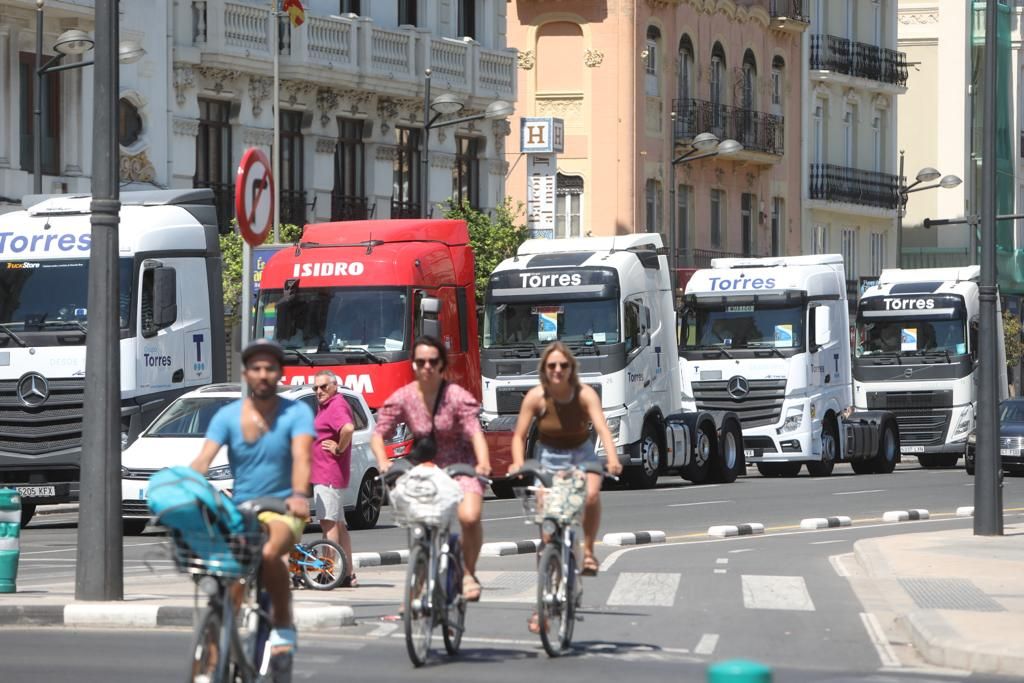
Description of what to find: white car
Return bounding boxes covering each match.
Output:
[120,383,384,534]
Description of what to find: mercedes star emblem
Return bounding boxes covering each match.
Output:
[17,372,50,408]
[727,375,750,400]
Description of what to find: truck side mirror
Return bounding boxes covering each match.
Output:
[420,296,441,339]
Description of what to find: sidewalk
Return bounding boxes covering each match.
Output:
[852,522,1024,676]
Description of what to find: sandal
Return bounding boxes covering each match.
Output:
[340,573,359,588]
[527,612,541,634]
[463,574,482,602]
[581,554,599,577]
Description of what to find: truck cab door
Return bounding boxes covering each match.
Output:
[624,296,657,397]
[137,261,184,391]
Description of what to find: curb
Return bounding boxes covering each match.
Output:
[480,539,541,557]
[901,610,1024,676]
[707,523,764,538]
[352,549,408,568]
[0,604,355,629]
[601,530,666,546]
[800,516,852,530]
[956,506,974,517]
[882,509,929,522]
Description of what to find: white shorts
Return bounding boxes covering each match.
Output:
[313,484,346,524]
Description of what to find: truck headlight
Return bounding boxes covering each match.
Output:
[207,465,233,481]
[953,407,973,436]
[778,407,804,434]
[605,416,622,441]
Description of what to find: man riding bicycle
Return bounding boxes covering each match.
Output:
[191,338,315,668]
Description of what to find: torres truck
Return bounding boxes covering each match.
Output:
[0,189,226,525]
[680,254,900,477]
[854,266,1006,469]
[480,233,744,491]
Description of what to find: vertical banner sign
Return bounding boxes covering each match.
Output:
[521,117,564,239]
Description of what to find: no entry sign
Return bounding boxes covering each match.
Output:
[235,147,275,247]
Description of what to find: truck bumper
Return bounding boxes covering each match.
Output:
[901,442,968,457]
[0,452,81,504]
[741,427,813,463]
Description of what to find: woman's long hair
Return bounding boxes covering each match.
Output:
[538,341,581,395]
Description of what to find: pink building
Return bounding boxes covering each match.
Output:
[507,0,807,267]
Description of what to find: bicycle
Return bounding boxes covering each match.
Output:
[382,460,489,667]
[162,497,287,683]
[289,538,349,591]
[514,459,608,657]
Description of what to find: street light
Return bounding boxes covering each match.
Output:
[33,2,147,193]
[895,150,963,268]
[667,124,743,272]
[419,68,513,218]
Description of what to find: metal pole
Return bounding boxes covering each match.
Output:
[34,1,43,194]
[76,0,122,600]
[669,163,677,274]
[896,150,904,269]
[975,0,1003,536]
[241,241,252,399]
[272,0,280,243]
[421,69,431,219]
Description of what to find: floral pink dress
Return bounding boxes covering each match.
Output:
[374,381,485,496]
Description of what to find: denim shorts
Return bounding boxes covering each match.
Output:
[536,440,598,471]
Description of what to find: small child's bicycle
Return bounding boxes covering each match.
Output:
[289,538,350,590]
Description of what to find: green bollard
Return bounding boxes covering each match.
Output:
[707,659,773,683]
[0,488,21,593]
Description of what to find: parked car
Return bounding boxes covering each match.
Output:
[965,398,1024,476]
[120,383,384,534]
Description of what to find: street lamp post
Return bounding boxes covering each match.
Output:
[895,149,962,268]
[418,69,513,219]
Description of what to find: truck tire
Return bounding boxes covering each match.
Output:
[871,421,898,474]
[123,518,148,536]
[709,419,744,484]
[20,503,36,528]
[966,446,975,476]
[625,421,662,489]
[806,417,837,477]
[681,420,714,484]
[850,459,875,475]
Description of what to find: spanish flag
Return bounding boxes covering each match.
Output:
[282,0,305,28]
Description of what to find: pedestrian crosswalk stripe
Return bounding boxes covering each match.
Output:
[741,575,816,611]
[606,572,680,607]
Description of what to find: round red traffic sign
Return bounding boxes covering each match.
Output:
[235,147,275,247]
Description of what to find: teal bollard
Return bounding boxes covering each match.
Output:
[707,659,773,683]
[0,488,21,593]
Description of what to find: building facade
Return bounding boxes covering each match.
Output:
[506,0,805,269]
[802,0,907,297]
[0,0,516,225]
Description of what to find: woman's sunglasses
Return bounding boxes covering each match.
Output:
[414,357,441,368]
[546,361,570,370]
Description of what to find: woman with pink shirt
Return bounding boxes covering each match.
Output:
[311,369,358,587]
[370,335,492,601]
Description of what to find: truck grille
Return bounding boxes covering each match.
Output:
[894,411,950,446]
[693,379,786,428]
[122,468,158,481]
[1000,436,1024,450]
[121,500,151,516]
[495,384,602,415]
[0,378,85,455]
[866,390,953,411]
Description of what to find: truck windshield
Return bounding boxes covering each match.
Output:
[0,257,134,331]
[483,299,620,348]
[256,287,408,355]
[688,304,805,350]
[855,317,967,357]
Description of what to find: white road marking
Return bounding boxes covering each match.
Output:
[715,558,728,564]
[667,500,732,508]
[655,484,721,492]
[860,612,901,668]
[694,633,719,655]
[741,575,816,611]
[606,572,680,607]
[367,622,399,638]
[483,514,528,522]
[833,489,886,496]
[714,569,727,574]
[828,554,851,578]
[728,548,755,554]
[810,539,848,545]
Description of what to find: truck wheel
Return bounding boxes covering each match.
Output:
[123,518,148,536]
[966,446,975,476]
[709,420,744,484]
[806,418,837,477]
[851,460,874,475]
[626,422,662,489]
[20,503,36,528]
[682,421,713,484]
[871,421,898,474]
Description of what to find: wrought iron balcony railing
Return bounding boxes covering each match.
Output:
[809,34,908,87]
[769,0,808,22]
[675,248,752,269]
[193,180,234,231]
[390,198,421,219]
[673,99,784,156]
[330,193,370,221]
[808,163,900,210]
[279,189,308,226]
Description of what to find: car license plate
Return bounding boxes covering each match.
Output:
[901,446,925,454]
[1000,448,1018,456]
[744,449,755,458]
[16,485,56,498]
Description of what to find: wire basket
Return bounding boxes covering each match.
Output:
[167,523,264,579]
[389,468,463,528]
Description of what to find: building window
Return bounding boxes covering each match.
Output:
[813,97,827,164]
[771,197,784,256]
[280,110,306,225]
[741,50,757,112]
[710,43,726,133]
[677,184,693,254]
[741,193,755,255]
[645,179,663,236]
[844,103,858,168]
[119,99,143,147]
[678,35,694,104]
[457,0,475,39]
[813,224,828,254]
[392,127,421,217]
[332,117,366,220]
[710,189,724,248]
[398,0,417,26]
[872,0,882,45]
[18,51,61,176]
[555,173,583,238]
[194,98,234,230]
[771,55,785,116]
[841,228,857,280]
[870,232,885,276]
[339,0,360,14]
[453,136,480,209]
[645,26,660,97]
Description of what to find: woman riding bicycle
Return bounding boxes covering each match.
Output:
[510,342,622,578]
[370,335,492,601]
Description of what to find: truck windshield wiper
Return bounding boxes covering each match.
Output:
[0,323,27,347]
[281,348,315,366]
[751,344,785,359]
[37,320,87,334]
[338,346,386,364]
[689,344,734,359]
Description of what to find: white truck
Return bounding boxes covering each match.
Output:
[853,266,1005,472]
[479,233,744,490]
[680,254,900,477]
[0,189,226,525]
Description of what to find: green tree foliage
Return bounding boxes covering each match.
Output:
[442,199,528,304]
[1004,309,1023,368]
[219,221,302,323]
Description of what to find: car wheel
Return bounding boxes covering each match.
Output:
[345,472,383,530]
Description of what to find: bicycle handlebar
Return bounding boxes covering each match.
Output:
[378,459,492,487]
[513,459,612,488]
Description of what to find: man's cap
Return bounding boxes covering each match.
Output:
[242,338,286,365]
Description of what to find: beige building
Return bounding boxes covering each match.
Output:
[506,0,806,269]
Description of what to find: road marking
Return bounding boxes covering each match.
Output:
[741,575,816,611]
[716,558,728,564]
[668,500,731,508]
[483,514,528,522]
[714,569,727,574]
[367,622,399,638]
[828,554,851,578]
[606,572,680,606]
[860,612,901,668]
[694,633,719,655]
[833,489,886,495]
[728,548,755,554]
[655,484,721,492]
[811,539,848,545]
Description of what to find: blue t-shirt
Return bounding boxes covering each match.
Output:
[205,398,315,503]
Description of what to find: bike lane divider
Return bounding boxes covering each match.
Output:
[707,523,765,538]
[882,509,930,522]
[601,530,667,546]
[480,539,541,557]
[352,549,408,568]
[799,516,852,530]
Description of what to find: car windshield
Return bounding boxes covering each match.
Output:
[688,304,805,350]
[0,257,133,330]
[146,397,234,437]
[855,317,967,357]
[483,299,620,348]
[255,287,408,354]
[1000,402,1024,424]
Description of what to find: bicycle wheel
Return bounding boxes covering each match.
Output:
[187,604,223,683]
[301,540,348,591]
[404,542,433,667]
[560,549,577,651]
[537,543,566,657]
[236,578,272,681]
[442,545,465,656]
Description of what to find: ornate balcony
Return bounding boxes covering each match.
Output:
[809,35,908,90]
[279,189,308,226]
[673,99,784,162]
[330,193,371,221]
[390,198,421,219]
[769,0,810,33]
[808,163,900,210]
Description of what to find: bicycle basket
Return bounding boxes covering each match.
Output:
[538,470,587,524]
[389,465,463,527]
[166,510,264,579]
